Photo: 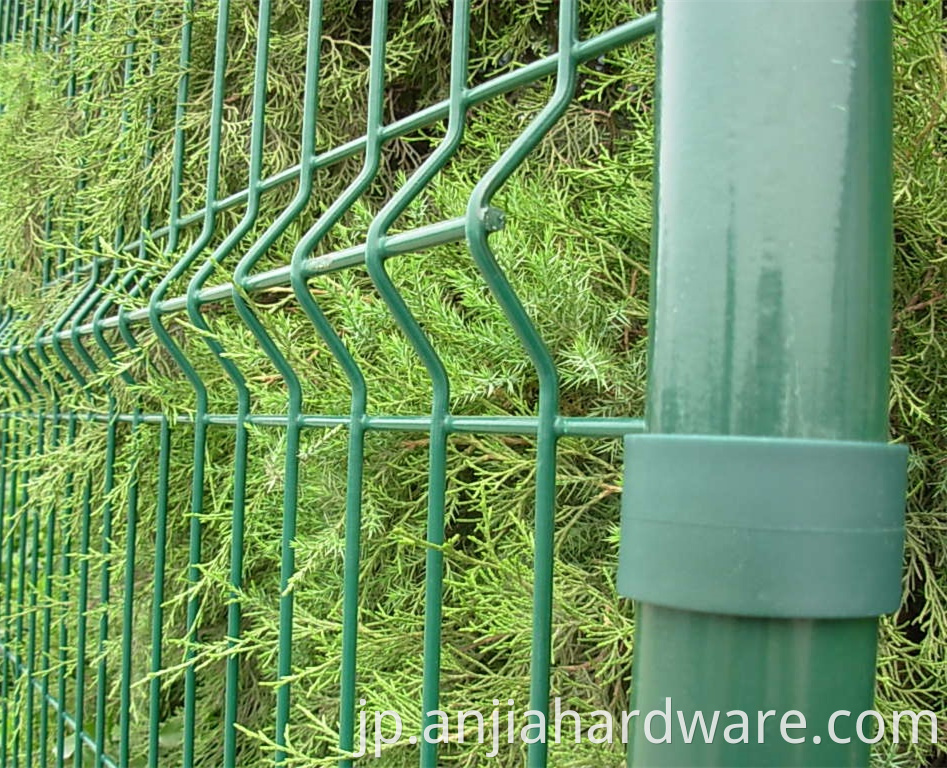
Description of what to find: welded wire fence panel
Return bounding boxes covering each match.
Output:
[0,0,655,765]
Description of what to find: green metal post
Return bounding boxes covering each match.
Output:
[624,1,900,765]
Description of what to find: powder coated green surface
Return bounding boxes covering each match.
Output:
[629,0,897,766]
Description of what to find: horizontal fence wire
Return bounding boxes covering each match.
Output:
[0,0,654,765]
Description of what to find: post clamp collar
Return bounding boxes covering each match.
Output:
[617,434,908,618]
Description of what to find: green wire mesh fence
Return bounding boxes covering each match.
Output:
[0,0,655,765]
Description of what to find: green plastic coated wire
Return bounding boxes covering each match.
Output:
[146,0,227,759]
[184,0,271,760]
[0,3,658,765]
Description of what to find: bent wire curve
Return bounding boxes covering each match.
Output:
[361,0,470,760]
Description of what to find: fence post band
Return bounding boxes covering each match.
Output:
[618,434,908,618]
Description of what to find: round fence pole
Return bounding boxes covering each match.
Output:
[620,1,906,765]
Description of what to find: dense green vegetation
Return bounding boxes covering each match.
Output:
[0,0,944,766]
